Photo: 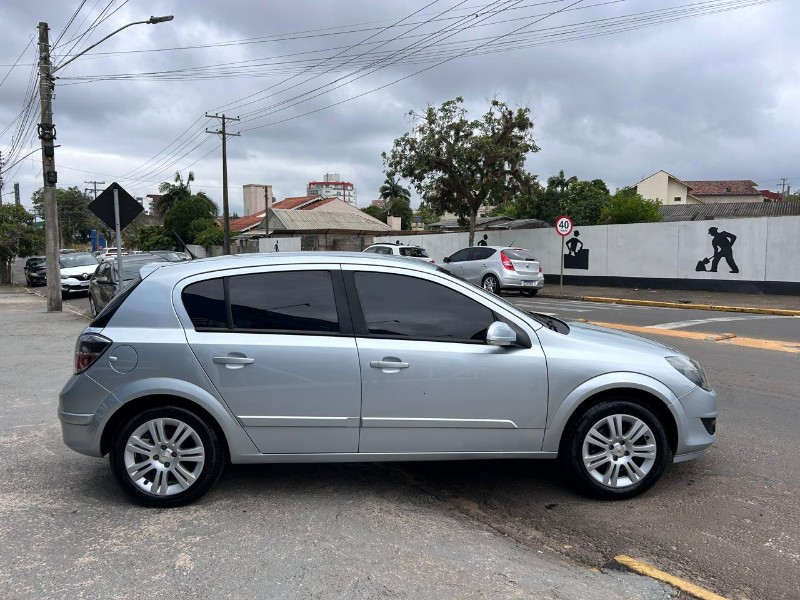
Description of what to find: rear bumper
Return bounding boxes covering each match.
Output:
[499,271,545,289]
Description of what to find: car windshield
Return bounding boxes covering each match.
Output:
[28,258,45,267]
[399,247,429,257]
[114,257,167,281]
[60,254,98,268]
[151,251,182,261]
[503,248,536,261]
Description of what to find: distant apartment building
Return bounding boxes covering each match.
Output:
[243,184,274,216]
[146,194,162,216]
[307,173,356,206]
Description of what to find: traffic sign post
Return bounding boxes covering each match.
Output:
[89,182,143,293]
[555,215,573,288]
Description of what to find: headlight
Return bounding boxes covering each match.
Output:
[60,275,68,280]
[666,355,711,391]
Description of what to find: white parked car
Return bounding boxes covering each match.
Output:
[99,247,129,261]
[363,243,434,263]
[59,252,99,297]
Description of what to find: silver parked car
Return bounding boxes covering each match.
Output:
[59,253,717,507]
[441,246,544,296]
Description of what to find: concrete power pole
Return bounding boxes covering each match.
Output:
[38,22,61,312]
[85,180,105,200]
[205,113,240,255]
[0,150,4,204]
[14,183,21,205]
[778,178,788,201]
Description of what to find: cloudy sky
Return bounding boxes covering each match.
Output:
[1,0,797,215]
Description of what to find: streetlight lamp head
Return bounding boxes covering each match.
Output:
[148,15,174,24]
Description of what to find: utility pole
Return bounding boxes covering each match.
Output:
[205,113,240,254]
[0,150,4,204]
[84,180,105,200]
[38,22,61,312]
[778,178,788,201]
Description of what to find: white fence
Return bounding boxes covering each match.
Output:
[376,216,800,294]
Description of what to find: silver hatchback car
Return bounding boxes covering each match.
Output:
[441,246,544,296]
[59,253,717,507]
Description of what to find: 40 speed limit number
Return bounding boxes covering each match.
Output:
[556,215,573,237]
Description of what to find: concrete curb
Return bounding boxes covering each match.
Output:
[538,292,800,316]
[610,555,730,600]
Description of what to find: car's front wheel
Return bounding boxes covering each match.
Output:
[109,406,225,508]
[561,399,671,500]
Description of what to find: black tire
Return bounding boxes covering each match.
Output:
[520,289,539,297]
[482,274,500,295]
[560,399,671,500]
[25,275,31,287]
[109,406,225,508]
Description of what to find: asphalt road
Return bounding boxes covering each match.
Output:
[6,262,799,599]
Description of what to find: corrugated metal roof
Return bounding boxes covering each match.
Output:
[269,209,393,231]
[659,202,800,221]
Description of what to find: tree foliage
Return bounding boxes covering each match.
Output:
[386,198,414,230]
[0,205,43,283]
[163,193,219,245]
[379,173,411,203]
[546,169,578,193]
[137,225,176,251]
[559,179,611,226]
[31,186,103,247]
[193,222,224,247]
[600,187,663,224]
[384,97,539,245]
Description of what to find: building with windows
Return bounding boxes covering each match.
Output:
[306,173,356,206]
[634,170,768,205]
[243,184,274,216]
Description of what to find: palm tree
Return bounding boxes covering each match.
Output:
[157,171,196,216]
[379,173,411,204]
[546,170,578,193]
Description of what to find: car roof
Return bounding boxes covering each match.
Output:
[142,252,438,282]
[369,242,424,248]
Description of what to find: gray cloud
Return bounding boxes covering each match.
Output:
[1,0,797,214]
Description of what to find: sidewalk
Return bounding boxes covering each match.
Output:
[538,284,800,315]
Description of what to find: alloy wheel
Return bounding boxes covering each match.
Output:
[482,275,498,294]
[581,413,657,489]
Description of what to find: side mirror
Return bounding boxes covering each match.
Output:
[443,256,451,263]
[95,276,110,285]
[486,321,516,346]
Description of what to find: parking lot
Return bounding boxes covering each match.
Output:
[3,265,799,599]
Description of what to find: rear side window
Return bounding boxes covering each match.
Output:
[229,271,339,333]
[472,247,496,260]
[399,247,429,258]
[183,279,227,329]
[89,276,144,328]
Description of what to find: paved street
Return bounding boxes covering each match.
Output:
[3,269,799,599]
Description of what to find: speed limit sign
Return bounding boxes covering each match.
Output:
[556,215,573,237]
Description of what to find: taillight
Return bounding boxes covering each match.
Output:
[74,333,112,374]
[539,266,543,273]
[500,251,515,271]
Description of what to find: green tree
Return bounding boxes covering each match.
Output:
[362,205,387,222]
[193,223,224,247]
[31,186,101,247]
[546,170,578,193]
[386,198,414,230]
[416,202,441,227]
[384,96,539,245]
[157,171,196,217]
[163,194,219,244]
[137,225,176,251]
[560,180,611,225]
[600,187,663,224]
[379,173,411,203]
[0,205,43,283]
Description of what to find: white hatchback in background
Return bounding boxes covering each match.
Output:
[363,243,434,263]
[99,247,129,261]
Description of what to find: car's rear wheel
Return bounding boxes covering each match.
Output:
[561,399,671,500]
[482,274,500,295]
[520,289,538,297]
[109,406,225,508]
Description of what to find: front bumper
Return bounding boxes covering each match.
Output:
[673,385,718,462]
[61,278,91,293]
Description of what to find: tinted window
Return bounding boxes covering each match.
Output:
[375,246,393,255]
[183,279,227,329]
[399,247,429,258]
[60,254,98,268]
[354,272,494,342]
[364,247,378,254]
[472,247,497,260]
[229,271,338,333]
[448,248,471,262]
[504,248,536,260]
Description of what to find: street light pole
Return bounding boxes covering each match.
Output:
[38,15,174,312]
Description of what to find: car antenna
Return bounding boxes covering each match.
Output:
[171,230,198,260]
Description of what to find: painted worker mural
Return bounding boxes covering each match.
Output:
[563,230,589,269]
[696,227,739,273]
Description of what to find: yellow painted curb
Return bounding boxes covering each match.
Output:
[591,321,800,354]
[613,554,729,600]
[582,296,800,317]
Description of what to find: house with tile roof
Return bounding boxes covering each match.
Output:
[634,170,768,205]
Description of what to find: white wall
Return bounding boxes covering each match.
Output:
[259,237,302,253]
[377,216,800,286]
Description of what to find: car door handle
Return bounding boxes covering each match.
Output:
[370,360,409,369]
[213,356,254,365]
